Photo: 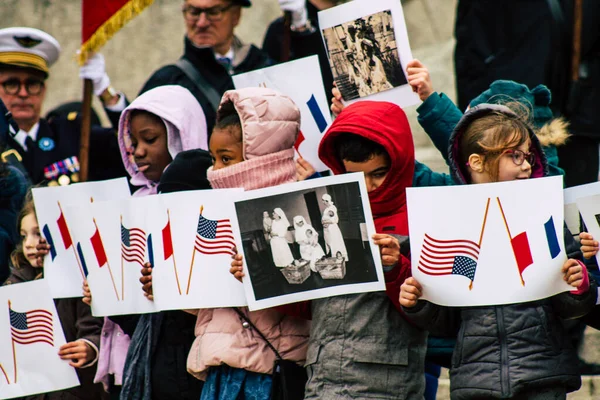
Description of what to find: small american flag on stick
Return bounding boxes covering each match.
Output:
[121,224,146,267]
[195,215,236,256]
[417,234,480,283]
[9,306,54,346]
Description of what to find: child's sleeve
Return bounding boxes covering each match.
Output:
[551,224,598,319]
[416,92,464,163]
[413,160,454,187]
[74,301,103,368]
[402,301,461,337]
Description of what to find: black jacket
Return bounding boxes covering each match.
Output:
[6,117,125,185]
[262,2,334,105]
[454,0,554,111]
[106,37,271,136]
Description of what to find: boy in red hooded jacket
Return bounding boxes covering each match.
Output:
[232,100,427,398]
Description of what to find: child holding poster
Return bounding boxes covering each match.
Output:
[184,87,310,399]
[4,193,105,399]
[400,105,597,399]
[231,100,428,398]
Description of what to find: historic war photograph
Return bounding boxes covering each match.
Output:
[322,9,406,100]
[234,181,379,302]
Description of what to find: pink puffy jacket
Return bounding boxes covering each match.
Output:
[189,87,310,380]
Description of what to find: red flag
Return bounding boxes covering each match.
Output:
[162,219,173,260]
[79,0,154,65]
[511,231,533,274]
[294,130,305,152]
[91,227,107,267]
[56,211,72,250]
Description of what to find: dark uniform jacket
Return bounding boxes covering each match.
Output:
[107,36,271,136]
[6,116,125,185]
[3,265,106,400]
[262,2,334,105]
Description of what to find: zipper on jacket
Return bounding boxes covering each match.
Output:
[496,306,510,397]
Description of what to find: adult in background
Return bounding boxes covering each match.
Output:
[0,27,125,185]
[105,0,271,137]
[262,0,345,103]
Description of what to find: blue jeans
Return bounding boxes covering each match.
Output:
[200,365,272,400]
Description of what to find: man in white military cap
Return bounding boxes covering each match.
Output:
[0,27,125,185]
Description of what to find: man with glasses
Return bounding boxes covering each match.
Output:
[127,0,271,136]
[0,27,124,185]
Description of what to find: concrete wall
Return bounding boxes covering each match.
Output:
[0,0,457,170]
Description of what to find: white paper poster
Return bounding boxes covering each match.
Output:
[233,55,331,172]
[575,193,600,268]
[69,196,159,317]
[407,176,571,307]
[564,181,600,240]
[151,189,247,310]
[233,173,384,311]
[318,0,419,108]
[31,178,131,298]
[0,280,79,399]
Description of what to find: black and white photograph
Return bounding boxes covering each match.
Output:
[322,9,405,101]
[233,174,385,310]
[318,0,420,108]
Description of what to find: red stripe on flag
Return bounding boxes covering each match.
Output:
[162,219,173,260]
[511,231,533,274]
[294,130,305,152]
[91,227,107,267]
[57,211,72,250]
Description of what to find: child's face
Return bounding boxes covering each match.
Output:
[273,211,281,220]
[20,212,41,268]
[129,112,172,182]
[209,127,244,170]
[476,139,533,183]
[343,153,390,192]
[306,229,313,237]
[297,220,304,227]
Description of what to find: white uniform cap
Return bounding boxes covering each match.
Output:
[0,27,61,77]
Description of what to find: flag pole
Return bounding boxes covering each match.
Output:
[0,363,9,384]
[186,206,203,295]
[79,79,93,183]
[470,197,492,290]
[121,215,124,301]
[168,209,182,295]
[58,202,86,279]
[93,218,120,300]
[496,197,525,286]
[9,300,17,383]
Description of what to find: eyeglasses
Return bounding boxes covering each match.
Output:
[503,149,536,166]
[1,78,45,96]
[182,3,234,22]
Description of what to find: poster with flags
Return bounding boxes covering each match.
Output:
[232,55,331,173]
[407,176,570,307]
[31,178,131,299]
[151,189,247,311]
[575,193,600,269]
[564,181,600,241]
[0,280,79,398]
[71,196,159,317]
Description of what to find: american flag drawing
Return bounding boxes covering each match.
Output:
[9,306,54,346]
[195,215,236,256]
[121,224,146,267]
[418,234,481,283]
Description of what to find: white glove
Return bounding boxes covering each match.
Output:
[279,0,308,29]
[79,53,111,96]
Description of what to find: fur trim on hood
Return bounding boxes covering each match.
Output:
[536,118,570,147]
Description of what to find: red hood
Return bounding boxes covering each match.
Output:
[319,101,415,235]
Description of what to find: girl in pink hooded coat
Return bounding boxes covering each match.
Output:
[186,87,310,399]
[92,85,208,398]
